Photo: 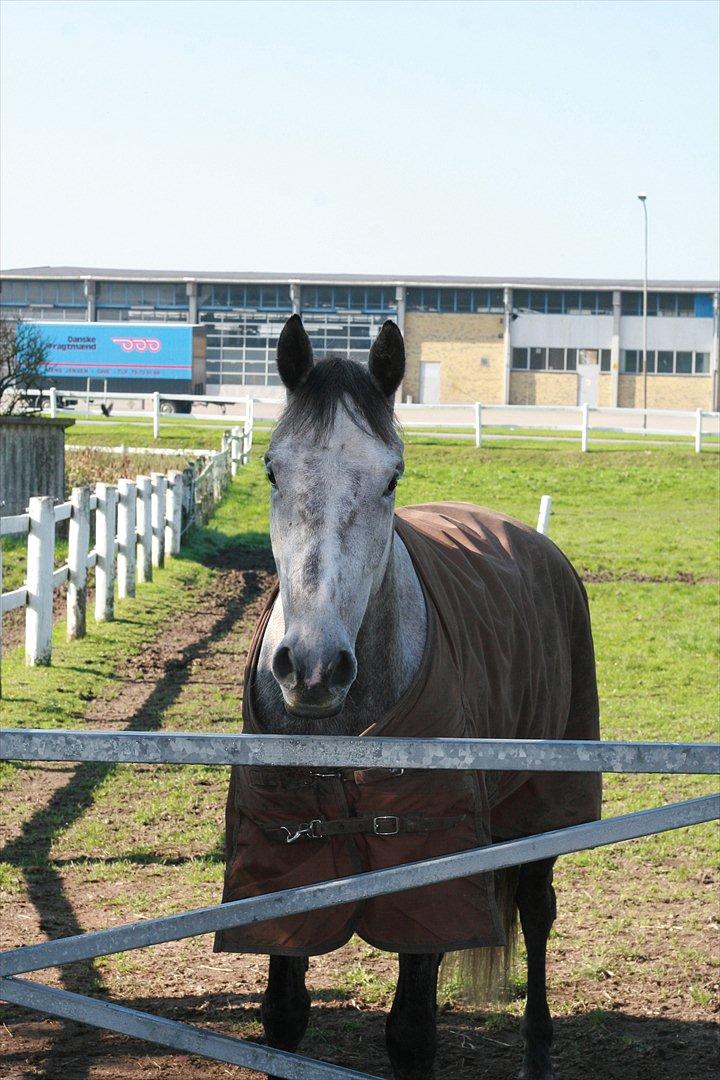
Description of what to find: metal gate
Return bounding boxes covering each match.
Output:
[1,727,718,1080]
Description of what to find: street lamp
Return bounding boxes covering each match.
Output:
[637,193,648,428]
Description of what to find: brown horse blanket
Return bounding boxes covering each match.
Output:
[215,503,601,956]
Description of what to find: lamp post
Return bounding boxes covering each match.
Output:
[637,193,648,428]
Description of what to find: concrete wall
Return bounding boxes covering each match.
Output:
[403,313,504,402]
[512,312,614,348]
[617,375,713,410]
[0,417,74,516]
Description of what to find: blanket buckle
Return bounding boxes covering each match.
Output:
[280,819,324,844]
[373,815,400,836]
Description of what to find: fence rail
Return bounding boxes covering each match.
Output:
[1,727,718,1080]
[0,425,251,679]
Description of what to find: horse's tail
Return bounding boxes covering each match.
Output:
[438,866,519,1003]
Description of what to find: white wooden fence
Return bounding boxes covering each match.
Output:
[0,426,251,681]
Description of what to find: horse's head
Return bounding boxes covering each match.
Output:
[264,314,405,719]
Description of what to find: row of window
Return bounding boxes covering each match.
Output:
[512,347,711,375]
[621,292,713,318]
[405,287,505,313]
[1,280,714,318]
[621,350,710,374]
[512,347,611,372]
[204,313,384,387]
[513,290,614,315]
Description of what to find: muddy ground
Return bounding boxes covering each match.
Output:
[1,549,717,1080]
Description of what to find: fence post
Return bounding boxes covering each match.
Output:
[165,471,184,556]
[49,386,57,419]
[230,426,241,477]
[695,409,703,454]
[243,397,254,464]
[95,483,117,622]
[136,476,153,583]
[580,403,589,452]
[474,402,482,448]
[151,473,166,568]
[152,391,160,439]
[536,494,552,535]
[25,496,55,666]
[212,452,223,503]
[117,479,137,599]
[67,486,90,640]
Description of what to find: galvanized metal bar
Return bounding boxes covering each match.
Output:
[0,978,378,1080]
[1,728,718,774]
[2,793,716,978]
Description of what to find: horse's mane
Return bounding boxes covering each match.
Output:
[273,355,400,446]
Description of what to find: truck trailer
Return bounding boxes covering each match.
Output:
[28,321,207,413]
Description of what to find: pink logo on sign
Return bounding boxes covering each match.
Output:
[112,337,161,352]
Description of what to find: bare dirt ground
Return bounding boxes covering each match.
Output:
[1,549,717,1080]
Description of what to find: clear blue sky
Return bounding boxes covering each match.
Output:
[1,0,718,280]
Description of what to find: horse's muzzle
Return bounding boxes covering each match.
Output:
[272,638,357,717]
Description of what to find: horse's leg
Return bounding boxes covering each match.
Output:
[261,954,311,1064]
[516,857,557,1080]
[385,952,442,1080]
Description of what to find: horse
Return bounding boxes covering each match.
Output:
[214,315,602,1080]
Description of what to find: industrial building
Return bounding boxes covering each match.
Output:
[1,267,717,409]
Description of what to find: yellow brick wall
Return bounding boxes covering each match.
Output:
[403,313,504,403]
[617,375,713,410]
[598,373,613,406]
[509,371,578,405]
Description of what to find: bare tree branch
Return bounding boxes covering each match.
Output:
[0,318,53,414]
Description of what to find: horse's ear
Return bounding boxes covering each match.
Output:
[368,320,405,398]
[277,314,314,391]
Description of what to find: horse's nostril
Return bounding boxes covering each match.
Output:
[272,644,295,683]
[329,649,357,689]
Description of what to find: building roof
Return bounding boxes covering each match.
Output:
[1,265,717,292]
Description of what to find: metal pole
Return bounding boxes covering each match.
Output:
[638,193,648,429]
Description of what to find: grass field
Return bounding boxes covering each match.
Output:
[1,426,718,1079]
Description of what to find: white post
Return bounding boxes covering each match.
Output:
[212,452,223,502]
[580,403,589,453]
[152,391,160,439]
[136,476,153,583]
[95,483,117,622]
[243,397,254,464]
[49,386,57,419]
[695,409,703,454]
[474,402,482,448]
[230,425,241,477]
[25,496,55,665]
[165,471,184,556]
[67,486,91,640]
[117,479,137,598]
[536,495,553,535]
[151,472,166,568]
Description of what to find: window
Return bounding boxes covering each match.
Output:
[456,289,472,312]
[529,347,546,370]
[530,291,547,313]
[695,353,710,373]
[675,351,692,374]
[658,294,676,317]
[512,347,528,369]
[622,350,638,372]
[580,292,596,315]
[546,291,563,314]
[596,292,614,315]
[564,291,581,314]
[657,350,673,373]
[676,294,694,317]
[489,289,504,310]
[600,349,611,372]
[578,349,599,365]
[513,289,529,310]
[548,348,564,370]
[566,348,577,370]
[622,292,641,316]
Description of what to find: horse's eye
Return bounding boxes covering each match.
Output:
[385,474,398,495]
[266,467,277,487]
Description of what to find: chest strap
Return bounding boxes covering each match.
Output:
[260,812,467,845]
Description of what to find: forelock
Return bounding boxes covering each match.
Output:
[272,356,401,448]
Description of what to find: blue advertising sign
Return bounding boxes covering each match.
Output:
[28,323,194,381]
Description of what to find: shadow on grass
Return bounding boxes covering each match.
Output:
[2,997,717,1080]
[1,559,268,1080]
